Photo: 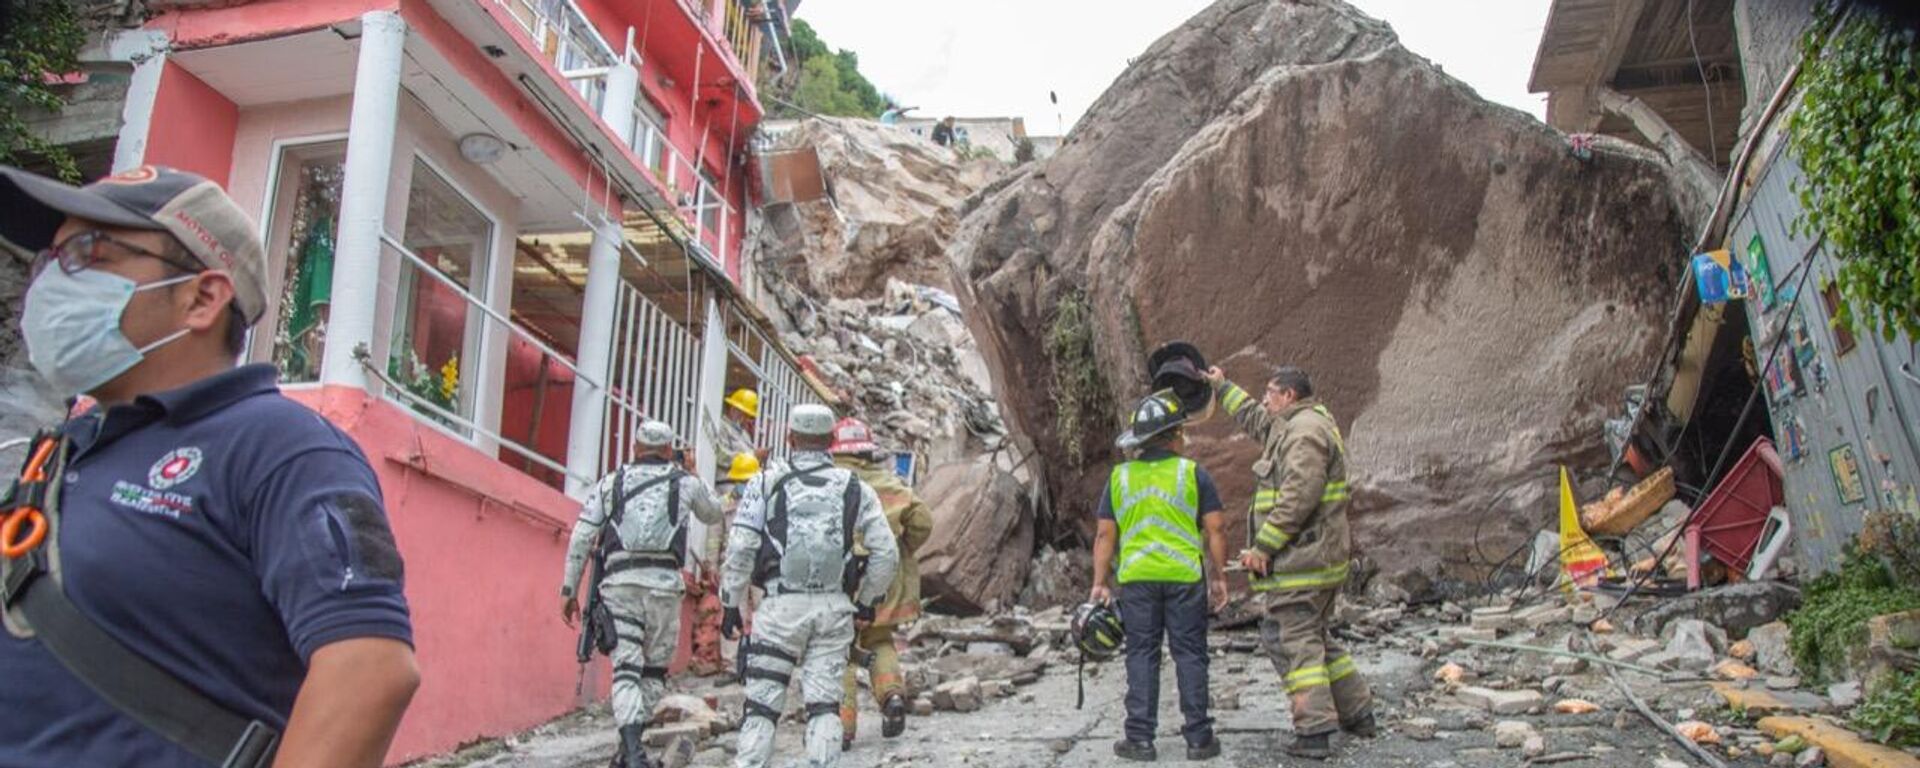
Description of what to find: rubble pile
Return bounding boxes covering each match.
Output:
[946,0,1689,590]
[776,279,1003,470]
[750,117,997,300]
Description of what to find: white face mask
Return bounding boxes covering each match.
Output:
[22,268,195,396]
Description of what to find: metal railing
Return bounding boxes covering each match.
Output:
[725,306,821,459]
[721,0,765,85]
[496,0,618,111]
[601,277,705,474]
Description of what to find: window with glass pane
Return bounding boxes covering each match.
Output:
[699,168,722,237]
[389,159,492,434]
[265,142,346,383]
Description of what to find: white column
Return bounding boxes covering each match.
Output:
[688,295,731,555]
[564,218,625,497]
[601,60,639,147]
[107,30,169,173]
[319,11,408,389]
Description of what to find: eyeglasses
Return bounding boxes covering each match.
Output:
[30,230,202,280]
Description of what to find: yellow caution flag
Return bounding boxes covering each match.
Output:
[1558,466,1610,590]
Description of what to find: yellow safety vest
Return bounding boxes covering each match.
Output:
[1111,456,1205,584]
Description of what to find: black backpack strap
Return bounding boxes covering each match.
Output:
[601,467,684,555]
[752,465,829,587]
[664,470,686,567]
[1,435,279,768]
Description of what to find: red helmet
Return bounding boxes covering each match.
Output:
[828,417,879,455]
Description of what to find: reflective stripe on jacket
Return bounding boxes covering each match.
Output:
[1111,456,1205,584]
[1218,383,1353,593]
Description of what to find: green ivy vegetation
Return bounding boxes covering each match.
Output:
[1788,7,1920,340]
[1785,550,1920,682]
[0,0,86,182]
[1045,288,1112,469]
[762,19,887,119]
[1852,668,1920,748]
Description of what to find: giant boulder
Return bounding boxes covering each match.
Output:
[947,0,1686,587]
[915,459,1032,614]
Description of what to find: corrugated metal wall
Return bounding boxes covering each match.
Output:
[1731,135,1920,574]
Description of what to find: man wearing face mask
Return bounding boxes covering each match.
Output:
[0,165,419,768]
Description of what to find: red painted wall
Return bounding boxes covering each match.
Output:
[144,61,239,184]
[288,385,698,763]
[288,386,605,763]
[148,0,396,49]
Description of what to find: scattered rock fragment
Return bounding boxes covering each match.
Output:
[1403,717,1438,741]
[1795,746,1826,767]
[1457,686,1543,715]
[1713,659,1759,680]
[1493,720,1535,748]
[1553,699,1599,715]
[1675,721,1722,745]
[1826,681,1861,709]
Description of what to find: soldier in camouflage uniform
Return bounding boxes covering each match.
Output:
[561,421,722,768]
[1206,365,1374,760]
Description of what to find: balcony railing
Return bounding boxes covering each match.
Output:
[495,0,739,269]
[721,0,766,86]
[497,0,617,111]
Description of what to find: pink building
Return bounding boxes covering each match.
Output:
[86,0,827,761]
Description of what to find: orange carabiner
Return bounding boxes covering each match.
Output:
[2,438,58,559]
[1,510,46,559]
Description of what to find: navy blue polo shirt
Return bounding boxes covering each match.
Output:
[0,364,412,767]
[1095,448,1224,522]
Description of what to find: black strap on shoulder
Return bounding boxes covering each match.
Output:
[7,562,280,768]
[753,464,829,587]
[840,474,861,556]
[601,467,687,561]
[1,434,279,768]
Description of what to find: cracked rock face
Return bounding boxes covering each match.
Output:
[946,0,1686,589]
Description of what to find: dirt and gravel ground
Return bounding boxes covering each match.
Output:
[416,617,1724,768]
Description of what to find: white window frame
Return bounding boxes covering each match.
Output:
[383,152,501,444]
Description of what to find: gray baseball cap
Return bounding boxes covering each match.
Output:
[0,165,269,324]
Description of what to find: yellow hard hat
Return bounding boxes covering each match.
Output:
[725,388,760,419]
[726,452,761,482]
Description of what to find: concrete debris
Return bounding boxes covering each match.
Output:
[1433,662,1473,685]
[1631,582,1802,640]
[947,0,1690,590]
[1712,660,1759,681]
[770,279,1007,469]
[1522,733,1547,758]
[1402,717,1438,741]
[1553,699,1599,715]
[1729,639,1757,661]
[1747,622,1798,676]
[1795,746,1826,767]
[1016,549,1092,611]
[1825,681,1861,709]
[1674,721,1722,745]
[1493,720,1536,749]
[931,677,982,713]
[1457,686,1542,715]
[749,118,996,301]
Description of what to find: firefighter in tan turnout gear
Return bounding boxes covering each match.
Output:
[828,417,934,747]
[561,421,722,768]
[720,404,900,768]
[1205,365,1375,760]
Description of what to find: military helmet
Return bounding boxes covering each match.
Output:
[1114,388,1187,450]
[1071,601,1124,661]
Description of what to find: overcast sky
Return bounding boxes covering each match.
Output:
[795,0,1553,136]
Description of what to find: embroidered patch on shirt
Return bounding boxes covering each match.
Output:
[110,480,195,519]
[147,447,203,490]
